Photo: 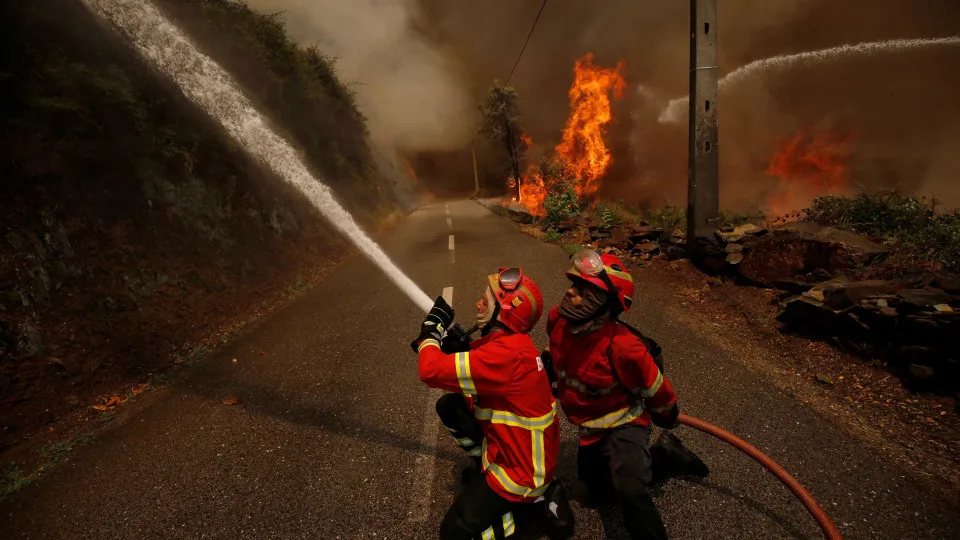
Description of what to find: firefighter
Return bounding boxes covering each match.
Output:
[541,248,707,540]
[411,267,573,540]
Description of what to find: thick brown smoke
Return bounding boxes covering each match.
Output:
[247,0,960,209]
[244,0,475,154]
[421,0,960,210]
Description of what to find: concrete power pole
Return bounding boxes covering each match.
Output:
[686,0,719,249]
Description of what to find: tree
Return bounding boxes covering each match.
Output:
[478,80,527,200]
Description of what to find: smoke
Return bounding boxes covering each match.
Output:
[243,0,474,154]
[415,0,960,210]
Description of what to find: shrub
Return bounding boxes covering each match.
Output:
[804,190,960,272]
[594,202,621,231]
[647,205,686,233]
[543,181,581,225]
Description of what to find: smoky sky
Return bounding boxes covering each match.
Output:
[244,0,960,209]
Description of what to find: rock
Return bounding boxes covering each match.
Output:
[908,364,936,379]
[726,252,744,265]
[725,243,744,254]
[663,245,686,261]
[934,304,954,313]
[773,279,812,295]
[632,241,660,254]
[803,289,825,302]
[554,219,577,233]
[899,271,936,289]
[822,279,905,310]
[934,274,960,294]
[717,224,763,244]
[896,288,953,311]
[737,222,888,286]
[629,227,664,243]
[777,296,841,329]
[902,312,955,341]
[590,231,611,241]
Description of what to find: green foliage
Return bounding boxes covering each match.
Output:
[1,463,32,500]
[594,202,622,232]
[544,228,562,243]
[478,80,527,188]
[543,181,581,225]
[717,209,765,228]
[647,205,687,233]
[805,190,960,272]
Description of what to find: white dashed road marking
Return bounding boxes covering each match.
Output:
[448,234,455,251]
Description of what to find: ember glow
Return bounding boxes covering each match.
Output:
[518,54,626,215]
[765,129,856,216]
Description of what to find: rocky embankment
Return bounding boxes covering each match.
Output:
[501,207,959,394]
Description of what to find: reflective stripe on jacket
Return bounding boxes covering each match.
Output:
[418,330,559,502]
[546,306,677,446]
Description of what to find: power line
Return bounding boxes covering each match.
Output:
[505,0,547,86]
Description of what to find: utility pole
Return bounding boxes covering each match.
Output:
[686,0,719,249]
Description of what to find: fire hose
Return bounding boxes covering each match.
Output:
[678,413,842,540]
[443,324,842,538]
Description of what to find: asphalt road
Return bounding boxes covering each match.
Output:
[1,200,957,539]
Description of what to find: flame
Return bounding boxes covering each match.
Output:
[765,129,856,216]
[520,132,534,148]
[555,53,626,198]
[519,163,547,216]
[517,54,626,216]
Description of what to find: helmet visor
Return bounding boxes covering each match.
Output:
[571,249,604,277]
[498,267,523,291]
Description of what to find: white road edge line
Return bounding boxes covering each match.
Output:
[442,286,454,305]
[446,217,453,230]
[408,286,452,523]
[448,235,455,251]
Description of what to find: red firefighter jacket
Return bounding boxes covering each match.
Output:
[418,329,559,503]
[546,306,677,446]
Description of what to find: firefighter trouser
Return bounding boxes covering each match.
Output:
[577,424,668,540]
[436,392,484,458]
[436,393,519,539]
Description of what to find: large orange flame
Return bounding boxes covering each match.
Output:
[765,129,856,216]
[518,54,626,216]
[556,54,626,198]
[519,162,547,216]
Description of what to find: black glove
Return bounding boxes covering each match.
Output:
[541,349,559,397]
[651,403,680,430]
[410,296,455,353]
[440,323,473,354]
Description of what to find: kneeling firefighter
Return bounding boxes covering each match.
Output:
[411,267,574,540]
[541,249,709,540]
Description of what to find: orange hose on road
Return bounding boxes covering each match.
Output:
[678,413,843,540]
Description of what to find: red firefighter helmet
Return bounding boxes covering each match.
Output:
[566,248,635,313]
[487,267,543,333]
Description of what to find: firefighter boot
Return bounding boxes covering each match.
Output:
[460,457,482,486]
[538,481,575,540]
[650,431,710,486]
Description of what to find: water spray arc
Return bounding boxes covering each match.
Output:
[83,2,844,537]
[660,36,960,124]
[82,0,433,313]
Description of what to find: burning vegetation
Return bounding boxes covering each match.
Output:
[519,54,626,216]
[765,129,857,216]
